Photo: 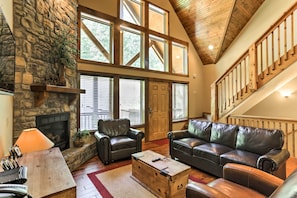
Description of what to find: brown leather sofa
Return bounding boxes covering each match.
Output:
[168,120,290,179]
[186,163,297,198]
[94,119,144,164]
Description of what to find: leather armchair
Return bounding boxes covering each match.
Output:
[94,119,144,164]
[186,163,297,198]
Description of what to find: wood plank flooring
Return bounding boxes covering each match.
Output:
[72,140,297,198]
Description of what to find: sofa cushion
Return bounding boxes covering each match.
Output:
[110,136,136,150]
[236,126,284,155]
[173,138,207,155]
[193,143,233,164]
[188,120,212,141]
[220,150,260,168]
[98,119,130,137]
[210,123,238,148]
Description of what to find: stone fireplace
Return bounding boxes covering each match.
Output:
[36,112,70,151]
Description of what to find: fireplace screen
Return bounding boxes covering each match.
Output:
[36,112,70,151]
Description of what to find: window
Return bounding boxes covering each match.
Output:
[80,13,113,63]
[120,0,144,26]
[172,42,188,75]
[120,26,144,68]
[80,75,114,130]
[149,35,168,72]
[148,3,168,34]
[172,83,188,121]
[119,79,145,125]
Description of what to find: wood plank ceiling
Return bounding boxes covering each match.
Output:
[169,0,266,64]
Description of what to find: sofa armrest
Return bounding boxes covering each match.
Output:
[186,183,229,198]
[223,163,283,196]
[257,149,290,172]
[167,130,189,140]
[128,128,144,140]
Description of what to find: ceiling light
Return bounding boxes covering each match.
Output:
[208,45,214,50]
[280,90,291,98]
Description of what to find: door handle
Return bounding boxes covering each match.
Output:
[149,107,153,114]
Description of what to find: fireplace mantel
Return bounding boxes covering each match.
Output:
[30,85,86,107]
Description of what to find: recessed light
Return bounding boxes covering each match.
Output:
[208,45,214,50]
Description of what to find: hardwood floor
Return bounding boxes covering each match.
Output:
[72,140,297,198]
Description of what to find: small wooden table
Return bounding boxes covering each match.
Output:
[18,147,76,198]
[131,150,191,198]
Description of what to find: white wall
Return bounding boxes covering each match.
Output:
[0,94,13,158]
[0,0,13,158]
[0,0,13,30]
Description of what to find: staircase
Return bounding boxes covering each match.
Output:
[210,3,297,158]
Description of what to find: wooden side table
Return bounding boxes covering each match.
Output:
[18,147,76,197]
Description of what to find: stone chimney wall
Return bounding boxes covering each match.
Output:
[13,0,78,140]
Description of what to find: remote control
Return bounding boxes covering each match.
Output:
[152,158,161,162]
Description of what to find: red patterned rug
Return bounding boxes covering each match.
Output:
[88,161,206,198]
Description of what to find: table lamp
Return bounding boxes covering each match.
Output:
[14,128,54,153]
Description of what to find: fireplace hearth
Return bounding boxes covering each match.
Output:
[36,112,70,151]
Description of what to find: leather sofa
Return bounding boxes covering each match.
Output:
[168,120,290,179]
[94,119,144,164]
[186,163,297,198]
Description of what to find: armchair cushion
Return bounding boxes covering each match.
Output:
[110,136,136,150]
[98,119,130,136]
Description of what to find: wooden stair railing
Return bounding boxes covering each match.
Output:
[211,3,297,121]
[227,115,297,158]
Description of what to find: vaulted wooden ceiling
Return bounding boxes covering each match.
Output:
[169,0,266,64]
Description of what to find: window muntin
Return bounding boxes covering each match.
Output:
[80,75,114,130]
[121,0,144,26]
[172,83,188,121]
[172,42,188,75]
[120,26,144,68]
[80,13,113,63]
[119,79,145,125]
[148,4,168,34]
[149,35,169,72]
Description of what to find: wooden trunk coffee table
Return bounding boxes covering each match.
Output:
[131,150,191,198]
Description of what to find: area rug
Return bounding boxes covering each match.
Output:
[88,163,206,198]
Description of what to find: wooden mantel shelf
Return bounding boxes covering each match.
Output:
[30,84,86,107]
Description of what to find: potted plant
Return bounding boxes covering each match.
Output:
[73,129,90,147]
[50,31,77,86]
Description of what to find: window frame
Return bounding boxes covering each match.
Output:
[79,73,146,129]
[120,26,145,68]
[80,12,114,64]
[172,82,189,122]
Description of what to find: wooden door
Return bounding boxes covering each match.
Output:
[148,81,169,141]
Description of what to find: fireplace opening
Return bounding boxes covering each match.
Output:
[36,112,70,151]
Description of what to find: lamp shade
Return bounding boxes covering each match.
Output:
[14,128,54,153]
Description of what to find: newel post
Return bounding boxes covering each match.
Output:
[249,44,258,92]
[210,82,218,122]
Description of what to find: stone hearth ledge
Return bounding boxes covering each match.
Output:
[62,135,97,172]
